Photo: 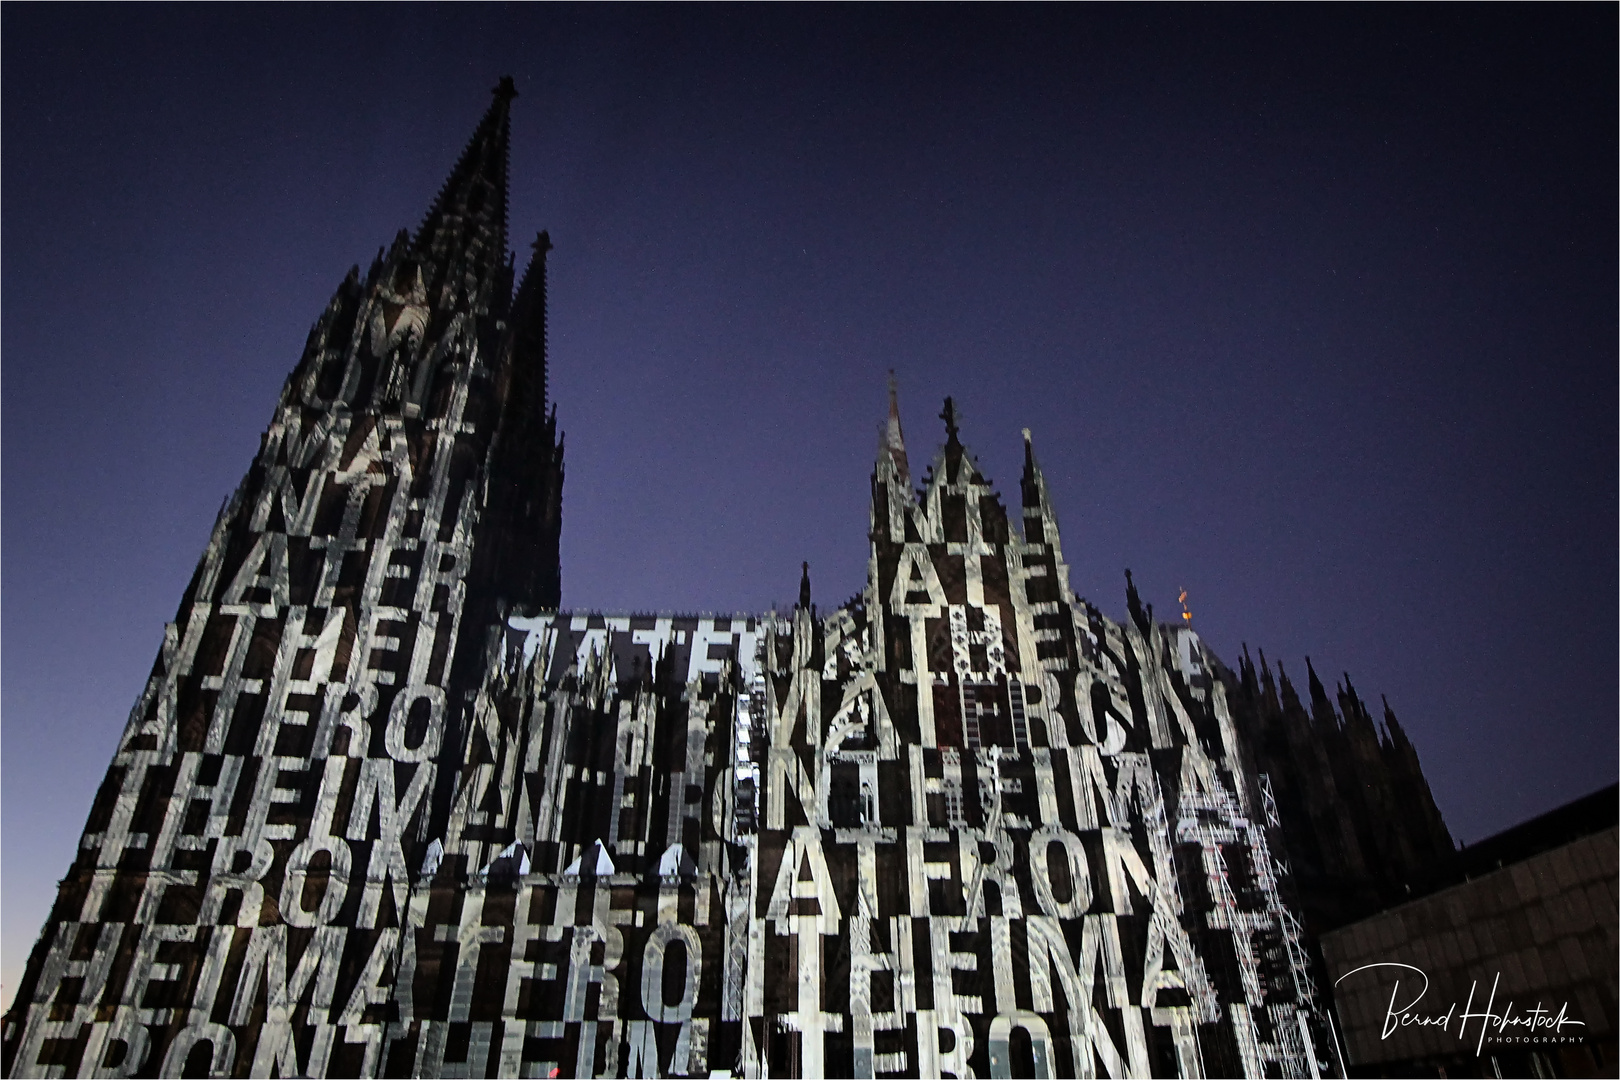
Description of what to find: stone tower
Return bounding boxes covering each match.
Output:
[3,79,562,1077]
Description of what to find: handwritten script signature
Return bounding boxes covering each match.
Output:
[1335,963,1585,1056]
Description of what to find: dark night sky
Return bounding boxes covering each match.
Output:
[3,6,1614,1004]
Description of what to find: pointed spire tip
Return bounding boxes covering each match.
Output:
[414,82,516,282]
[879,373,911,484]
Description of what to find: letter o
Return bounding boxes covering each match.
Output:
[1029,827,1092,918]
[385,685,444,762]
[640,923,702,1022]
[988,1011,1056,1079]
[280,836,352,927]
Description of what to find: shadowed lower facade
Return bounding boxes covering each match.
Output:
[3,83,1464,1079]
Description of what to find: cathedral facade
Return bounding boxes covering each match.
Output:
[3,83,1452,1079]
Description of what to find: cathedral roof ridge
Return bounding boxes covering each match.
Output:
[533,608,771,621]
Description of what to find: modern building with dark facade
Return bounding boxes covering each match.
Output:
[1,82,1515,1080]
[1323,785,1617,1079]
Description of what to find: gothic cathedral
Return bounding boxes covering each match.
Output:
[3,81,1452,1080]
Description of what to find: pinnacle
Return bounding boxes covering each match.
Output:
[1125,568,1148,633]
[879,371,911,485]
[1019,426,1051,515]
[938,396,965,484]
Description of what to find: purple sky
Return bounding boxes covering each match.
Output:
[3,7,1614,1006]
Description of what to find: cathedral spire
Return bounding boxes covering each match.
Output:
[1239,643,1260,697]
[1125,568,1149,633]
[879,370,911,485]
[474,225,564,617]
[1382,695,1410,750]
[1018,427,1064,552]
[1304,656,1340,729]
[940,396,961,447]
[415,76,516,301]
[508,231,553,410]
[939,396,964,483]
[1019,427,1045,511]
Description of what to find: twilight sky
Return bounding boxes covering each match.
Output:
[3,6,1614,1006]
